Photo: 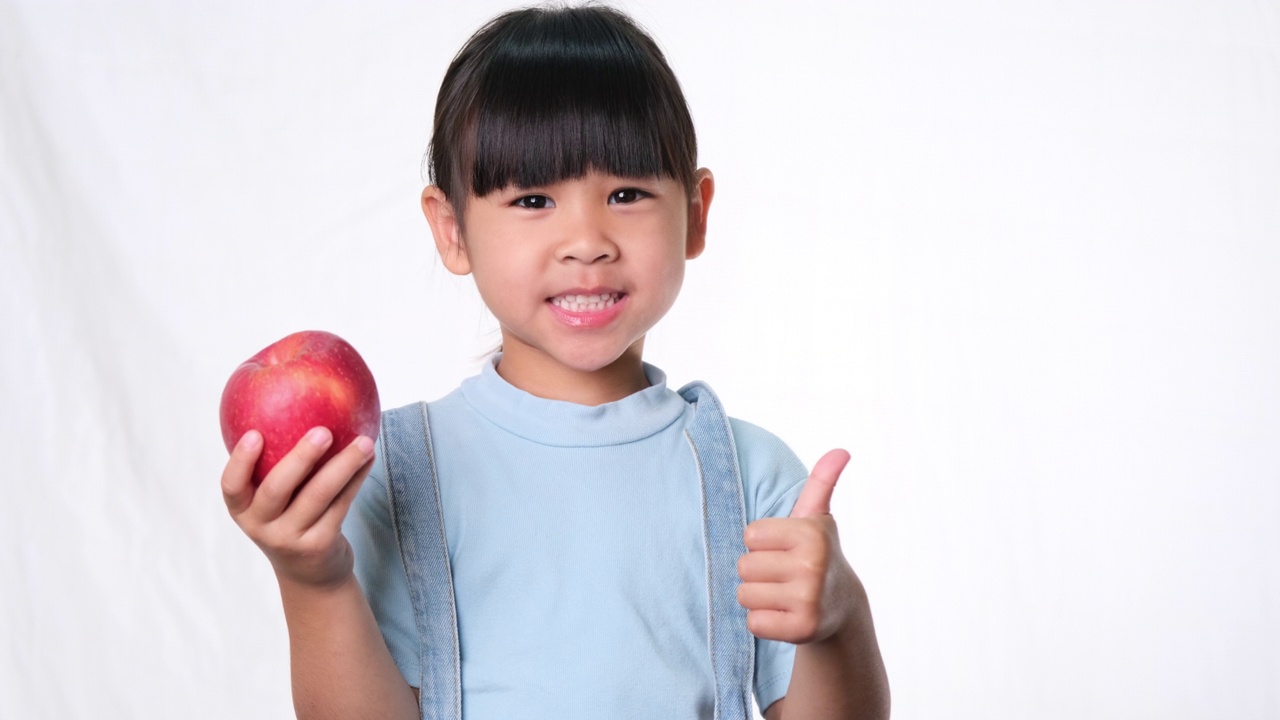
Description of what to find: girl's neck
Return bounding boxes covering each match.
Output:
[493,339,651,406]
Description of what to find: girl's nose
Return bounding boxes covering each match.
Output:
[554,213,619,264]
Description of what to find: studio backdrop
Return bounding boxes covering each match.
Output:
[2,1,1277,718]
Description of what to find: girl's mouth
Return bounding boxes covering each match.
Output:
[548,291,623,313]
[546,291,627,327]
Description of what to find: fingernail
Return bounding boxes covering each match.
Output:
[308,427,330,446]
[238,431,261,451]
[355,436,375,455]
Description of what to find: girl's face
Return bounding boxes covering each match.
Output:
[423,168,714,401]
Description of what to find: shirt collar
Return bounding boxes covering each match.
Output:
[459,355,687,447]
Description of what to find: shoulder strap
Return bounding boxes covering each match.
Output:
[380,401,462,720]
[678,381,755,720]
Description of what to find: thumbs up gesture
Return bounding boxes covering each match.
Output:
[737,449,864,645]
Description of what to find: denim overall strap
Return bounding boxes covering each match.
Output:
[381,401,462,720]
[678,381,754,720]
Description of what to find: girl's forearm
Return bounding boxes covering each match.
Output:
[778,586,890,720]
[277,573,418,720]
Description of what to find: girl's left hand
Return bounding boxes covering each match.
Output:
[737,449,863,645]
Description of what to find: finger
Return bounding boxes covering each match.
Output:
[743,517,804,551]
[282,436,375,532]
[307,453,374,541]
[737,549,796,583]
[222,430,263,516]
[745,609,815,644]
[736,581,792,611]
[746,515,837,551]
[790,449,850,518]
[247,427,333,522]
[745,609,790,640]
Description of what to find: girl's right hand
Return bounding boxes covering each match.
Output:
[221,427,376,589]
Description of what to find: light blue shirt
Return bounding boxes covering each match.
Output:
[345,359,809,718]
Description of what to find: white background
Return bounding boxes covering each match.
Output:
[2,1,1277,718]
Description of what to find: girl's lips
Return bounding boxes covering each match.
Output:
[546,293,627,328]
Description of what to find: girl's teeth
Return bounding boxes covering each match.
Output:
[553,292,620,312]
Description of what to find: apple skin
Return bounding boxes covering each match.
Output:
[220,330,380,486]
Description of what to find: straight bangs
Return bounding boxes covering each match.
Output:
[431,7,697,205]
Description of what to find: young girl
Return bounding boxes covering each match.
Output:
[220,6,888,719]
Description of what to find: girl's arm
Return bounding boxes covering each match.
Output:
[278,573,418,720]
[222,429,418,720]
[762,582,890,720]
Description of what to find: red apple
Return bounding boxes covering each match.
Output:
[220,330,380,485]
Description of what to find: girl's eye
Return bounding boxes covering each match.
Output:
[608,188,648,205]
[513,195,553,210]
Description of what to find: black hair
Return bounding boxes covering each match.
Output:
[427,4,698,219]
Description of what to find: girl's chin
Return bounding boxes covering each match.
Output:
[493,342,650,403]
[547,347,639,375]
[498,336,644,375]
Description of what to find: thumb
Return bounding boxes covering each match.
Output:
[790,449,850,518]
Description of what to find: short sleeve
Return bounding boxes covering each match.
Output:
[730,418,809,714]
[342,449,422,685]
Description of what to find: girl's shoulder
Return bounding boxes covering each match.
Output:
[728,416,810,522]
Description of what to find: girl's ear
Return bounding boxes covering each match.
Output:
[685,168,715,260]
[421,185,472,275]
